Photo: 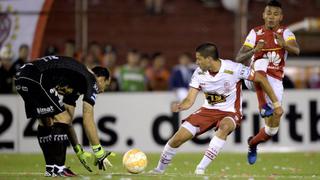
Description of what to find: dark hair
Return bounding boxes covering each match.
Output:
[19,44,29,50]
[128,48,139,54]
[151,52,163,60]
[195,43,219,59]
[267,0,282,8]
[91,66,110,79]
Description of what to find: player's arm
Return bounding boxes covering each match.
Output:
[83,100,114,170]
[252,72,283,117]
[235,45,254,66]
[236,29,263,65]
[172,87,199,112]
[274,31,300,55]
[82,101,100,145]
[235,40,265,66]
[63,101,93,172]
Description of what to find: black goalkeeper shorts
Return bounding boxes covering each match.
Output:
[15,64,65,118]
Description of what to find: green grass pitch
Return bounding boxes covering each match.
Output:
[0,152,319,179]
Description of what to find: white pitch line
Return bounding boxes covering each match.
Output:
[0,172,317,179]
[0,172,42,176]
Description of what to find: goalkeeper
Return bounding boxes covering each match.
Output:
[15,56,114,177]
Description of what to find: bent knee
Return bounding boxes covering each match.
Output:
[265,125,279,136]
[218,121,235,135]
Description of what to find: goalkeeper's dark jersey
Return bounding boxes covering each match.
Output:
[30,55,98,106]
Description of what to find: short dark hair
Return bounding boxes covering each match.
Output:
[151,52,163,60]
[19,44,29,50]
[91,66,110,79]
[195,43,219,59]
[267,0,282,8]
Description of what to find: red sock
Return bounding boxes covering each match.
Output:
[249,127,271,147]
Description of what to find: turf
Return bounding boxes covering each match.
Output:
[0,152,319,180]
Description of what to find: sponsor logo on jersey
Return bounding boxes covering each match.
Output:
[36,106,54,115]
[205,92,229,105]
[223,69,234,75]
[55,85,73,95]
[264,51,281,66]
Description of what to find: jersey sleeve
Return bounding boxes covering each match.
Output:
[243,29,256,49]
[236,63,255,81]
[83,75,98,106]
[283,28,296,42]
[189,69,200,89]
[63,93,80,107]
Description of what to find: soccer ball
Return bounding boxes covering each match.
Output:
[122,149,148,174]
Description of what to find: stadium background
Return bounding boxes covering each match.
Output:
[0,0,320,179]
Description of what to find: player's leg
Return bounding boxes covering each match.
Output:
[15,74,58,176]
[249,76,283,146]
[37,118,56,176]
[153,124,194,173]
[248,75,283,164]
[38,80,76,176]
[195,116,236,175]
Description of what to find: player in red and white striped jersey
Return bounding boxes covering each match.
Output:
[152,43,283,175]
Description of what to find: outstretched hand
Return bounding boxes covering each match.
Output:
[171,102,182,112]
[274,33,286,47]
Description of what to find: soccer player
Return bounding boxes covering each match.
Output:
[235,0,300,164]
[152,43,283,175]
[15,56,113,176]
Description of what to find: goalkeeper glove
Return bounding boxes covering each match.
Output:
[92,144,115,171]
[74,144,93,172]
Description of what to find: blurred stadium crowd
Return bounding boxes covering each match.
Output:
[1,40,320,95]
[1,0,320,94]
[0,42,198,93]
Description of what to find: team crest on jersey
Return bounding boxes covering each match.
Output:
[205,92,228,105]
[263,51,281,66]
[277,28,283,33]
[256,29,264,35]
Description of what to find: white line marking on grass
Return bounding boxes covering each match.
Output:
[0,172,42,176]
[0,172,317,179]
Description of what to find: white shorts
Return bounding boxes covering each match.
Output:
[265,75,284,106]
[181,121,199,137]
[244,58,269,91]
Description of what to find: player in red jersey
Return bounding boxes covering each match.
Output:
[236,0,300,164]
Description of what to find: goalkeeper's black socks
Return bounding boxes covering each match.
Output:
[51,123,70,166]
[37,125,55,165]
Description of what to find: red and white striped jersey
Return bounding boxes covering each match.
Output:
[189,59,254,113]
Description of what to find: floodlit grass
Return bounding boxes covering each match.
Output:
[0,152,319,179]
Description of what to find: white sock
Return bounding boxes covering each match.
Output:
[155,143,177,172]
[197,136,226,170]
[55,165,66,173]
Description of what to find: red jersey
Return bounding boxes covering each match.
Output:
[243,25,296,80]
